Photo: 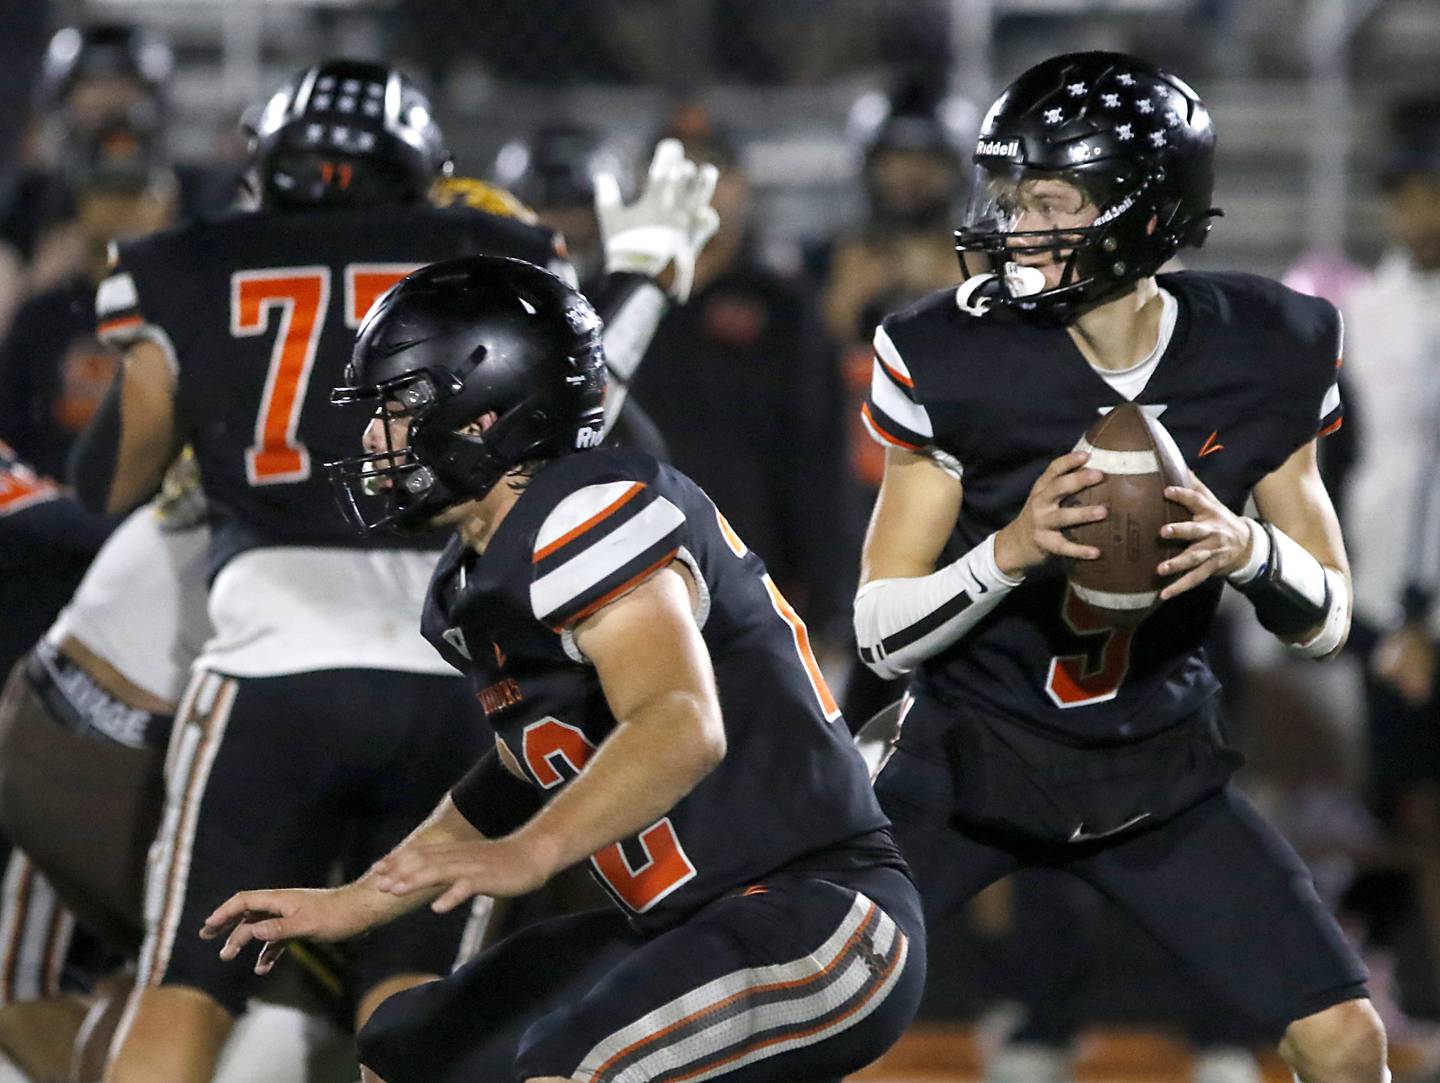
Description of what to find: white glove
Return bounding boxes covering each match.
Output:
[595,138,720,303]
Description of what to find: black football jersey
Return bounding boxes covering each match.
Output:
[96,203,564,573]
[863,271,1344,742]
[0,442,112,674]
[421,448,889,930]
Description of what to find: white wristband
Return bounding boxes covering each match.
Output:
[854,533,1022,680]
[1292,566,1350,658]
[1227,517,1271,585]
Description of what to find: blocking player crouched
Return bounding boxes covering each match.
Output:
[204,256,926,1083]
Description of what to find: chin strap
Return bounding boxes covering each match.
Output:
[955,274,998,317]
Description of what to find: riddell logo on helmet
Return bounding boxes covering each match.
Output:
[575,426,604,449]
[1093,193,1138,226]
[976,139,1021,158]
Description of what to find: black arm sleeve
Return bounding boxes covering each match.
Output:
[450,747,545,838]
[66,367,124,514]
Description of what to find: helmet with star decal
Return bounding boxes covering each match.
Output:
[955,51,1220,322]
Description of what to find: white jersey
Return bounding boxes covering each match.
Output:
[1342,252,1440,637]
[47,507,212,705]
[194,546,452,678]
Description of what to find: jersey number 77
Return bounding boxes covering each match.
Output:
[230,264,417,486]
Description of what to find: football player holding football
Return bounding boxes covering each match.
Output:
[854,52,1384,1081]
[72,58,718,1083]
[202,254,926,1083]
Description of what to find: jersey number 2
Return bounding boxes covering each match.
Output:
[516,718,698,913]
[230,264,416,485]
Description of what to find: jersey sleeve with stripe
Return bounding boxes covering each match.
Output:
[95,247,179,373]
[862,323,962,478]
[530,479,688,632]
[425,448,893,932]
[1315,305,1345,439]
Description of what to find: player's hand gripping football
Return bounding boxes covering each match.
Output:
[372,834,556,914]
[596,138,720,302]
[1156,473,1252,599]
[993,450,1108,577]
[200,887,374,976]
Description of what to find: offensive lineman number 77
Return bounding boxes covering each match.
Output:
[230,264,417,486]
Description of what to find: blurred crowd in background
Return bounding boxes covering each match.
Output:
[0,1,1437,1080]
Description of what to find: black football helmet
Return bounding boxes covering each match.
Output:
[493,122,627,211]
[247,58,451,210]
[954,52,1220,321]
[39,24,173,111]
[327,256,608,533]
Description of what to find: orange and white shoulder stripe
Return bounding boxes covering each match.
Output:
[530,480,687,629]
[862,325,933,452]
[95,267,180,375]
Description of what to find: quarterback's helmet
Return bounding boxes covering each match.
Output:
[327,256,607,533]
[247,58,451,210]
[954,52,1220,320]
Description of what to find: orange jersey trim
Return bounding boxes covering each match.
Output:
[877,356,913,389]
[860,403,921,451]
[534,482,646,564]
[1318,416,1344,438]
[555,548,679,630]
[98,314,143,336]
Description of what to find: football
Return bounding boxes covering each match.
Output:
[1062,403,1191,626]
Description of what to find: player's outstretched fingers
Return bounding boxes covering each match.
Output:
[1049,502,1108,531]
[593,170,623,216]
[431,880,475,914]
[648,138,685,180]
[1160,552,1223,600]
[1162,484,1214,515]
[1044,450,1092,480]
[374,848,450,895]
[1160,519,1212,542]
[1039,529,1102,562]
[1159,545,1216,577]
[219,918,260,962]
[688,162,719,210]
[1047,467,1106,502]
[201,890,277,940]
[663,158,697,210]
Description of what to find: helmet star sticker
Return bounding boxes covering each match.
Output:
[1067,82,1087,96]
[1044,107,1064,124]
[1116,123,1134,141]
[1102,93,1121,108]
[1117,72,1136,86]
[1136,99,1154,114]
[1149,130,1167,148]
